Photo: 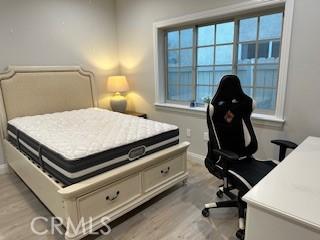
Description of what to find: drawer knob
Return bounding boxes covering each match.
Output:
[106,190,120,201]
[161,167,170,175]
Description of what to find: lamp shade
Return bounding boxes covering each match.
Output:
[107,75,129,93]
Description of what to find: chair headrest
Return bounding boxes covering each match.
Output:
[210,75,254,115]
[212,75,246,104]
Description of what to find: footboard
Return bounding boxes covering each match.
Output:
[5,140,189,240]
[60,141,189,240]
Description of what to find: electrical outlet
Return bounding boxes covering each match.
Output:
[186,128,191,137]
[204,132,209,141]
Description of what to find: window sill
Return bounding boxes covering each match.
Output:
[154,102,285,128]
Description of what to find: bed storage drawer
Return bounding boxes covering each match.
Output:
[143,154,184,192]
[77,174,142,220]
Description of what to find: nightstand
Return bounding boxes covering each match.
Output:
[125,111,147,119]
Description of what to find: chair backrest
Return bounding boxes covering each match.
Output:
[205,75,258,172]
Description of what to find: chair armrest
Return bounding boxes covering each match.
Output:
[212,149,239,161]
[271,139,298,161]
[271,139,298,149]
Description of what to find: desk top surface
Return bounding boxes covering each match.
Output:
[243,136,320,231]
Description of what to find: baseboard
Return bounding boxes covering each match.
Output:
[0,163,9,175]
[187,151,205,165]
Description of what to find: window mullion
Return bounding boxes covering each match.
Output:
[177,30,181,101]
[164,33,169,102]
[233,18,240,75]
[253,16,261,99]
[192,26,197,102]
[213,24,217,87]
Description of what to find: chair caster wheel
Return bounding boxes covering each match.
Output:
[216,190,223,198]
[236,229,245,240]
[202,208,210,217]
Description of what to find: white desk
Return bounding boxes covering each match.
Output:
[243,136,320,240]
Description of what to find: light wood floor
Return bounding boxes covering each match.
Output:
[0,160,239,240]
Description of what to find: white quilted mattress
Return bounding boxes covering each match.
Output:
[8,108,178,161]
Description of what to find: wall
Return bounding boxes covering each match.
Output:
[116,0,320,160]
[0,0,119,164]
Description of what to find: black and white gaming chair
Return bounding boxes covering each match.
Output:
[202,75,297,240]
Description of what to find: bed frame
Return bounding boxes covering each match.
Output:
[0,66,189,240]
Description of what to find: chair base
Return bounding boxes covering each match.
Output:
[216,185,237,200]
[202,187,246,240]
[236,229,245,240]
[202,199,238,218]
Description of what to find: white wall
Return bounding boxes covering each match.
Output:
[0,0,119,164]
[116,0,320,160]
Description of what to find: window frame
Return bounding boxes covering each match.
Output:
[164,25,197,104]
[235,11,284,115]
[195,20,236,103]
[165,10,284,114]
[154,0,295,127]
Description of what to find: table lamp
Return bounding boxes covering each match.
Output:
[107,75,129,113]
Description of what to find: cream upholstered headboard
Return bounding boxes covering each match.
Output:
[0,66,97,138]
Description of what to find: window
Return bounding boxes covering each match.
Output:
[196,22,234,104]
[165,12,284,114]
[167,29,194,101]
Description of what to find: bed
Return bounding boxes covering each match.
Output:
[0,66,189,240]
[7,108,180,186]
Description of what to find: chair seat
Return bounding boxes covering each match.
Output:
[227,159,276,191]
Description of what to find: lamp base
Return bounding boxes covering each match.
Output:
[110,95,127,113]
